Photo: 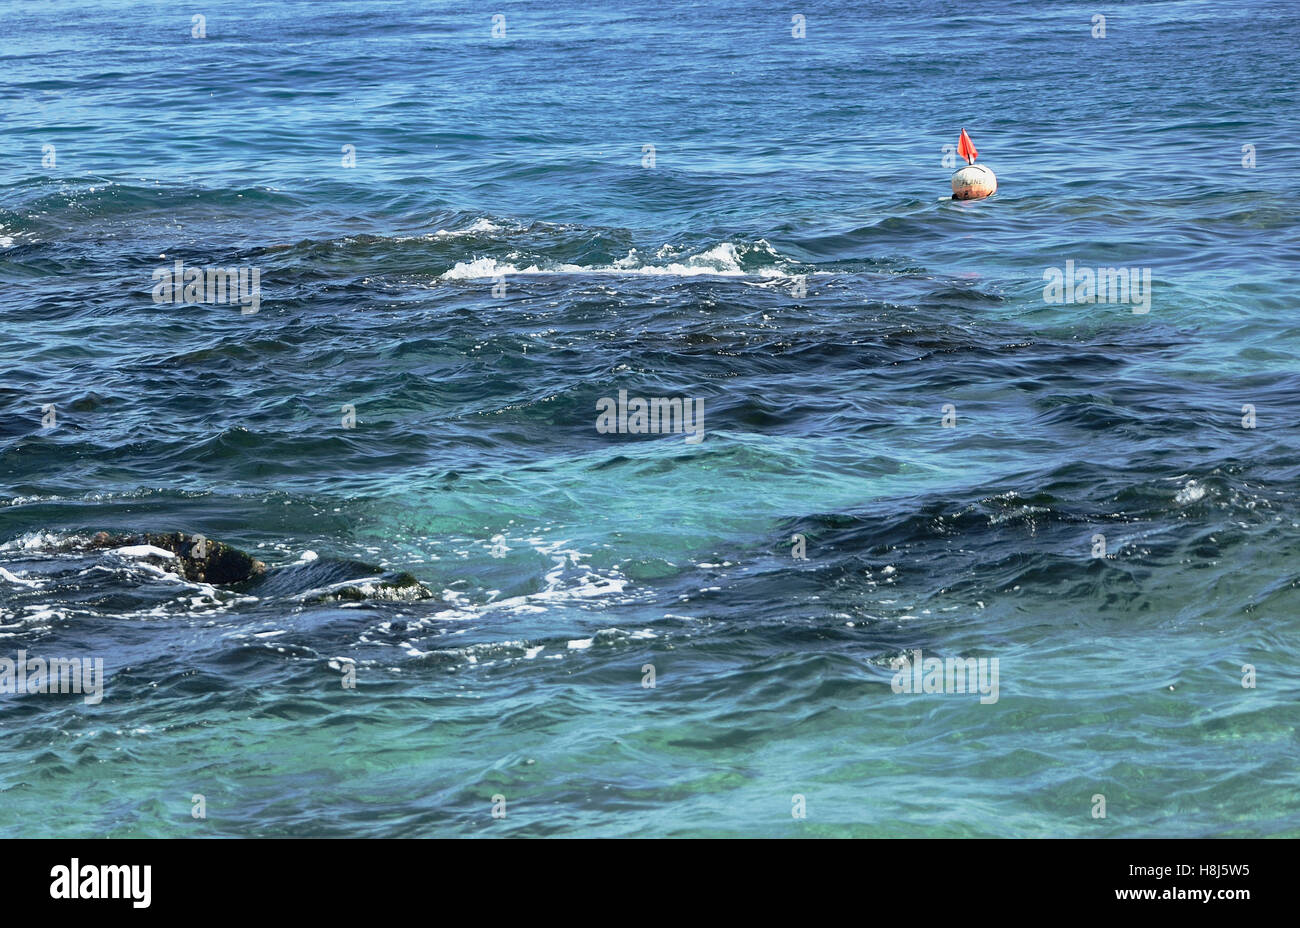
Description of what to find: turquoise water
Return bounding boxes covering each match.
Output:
[2,0,1299,836]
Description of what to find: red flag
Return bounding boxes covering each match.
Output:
[957,128,978,164]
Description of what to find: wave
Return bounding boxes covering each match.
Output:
[440,239,811,280]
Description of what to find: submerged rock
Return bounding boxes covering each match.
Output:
[76,532,434,600]
[88,531,266,584]
[307,570,434,603]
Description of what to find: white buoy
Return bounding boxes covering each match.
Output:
[951,163,997,200]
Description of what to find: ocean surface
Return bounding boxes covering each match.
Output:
[2,0,1298,837]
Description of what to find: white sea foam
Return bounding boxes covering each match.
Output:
[13,607,67,624]
[440,240,804,280]
[0,566,40,587]
[113,544,177,560]
[0,531,81,552]
[432,218,505,237]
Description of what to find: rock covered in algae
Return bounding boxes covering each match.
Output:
[79,532,434,600]
[88,531,266,584]
[307,570,434,602]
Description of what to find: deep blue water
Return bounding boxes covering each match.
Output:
[2,0,1299,836]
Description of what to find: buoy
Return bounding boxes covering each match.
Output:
[952,163,997,200]
[950,129,996,200]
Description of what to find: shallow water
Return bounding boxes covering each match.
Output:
[2,0,1299,837]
